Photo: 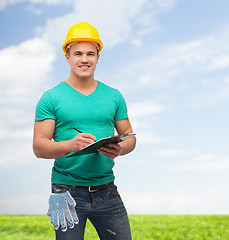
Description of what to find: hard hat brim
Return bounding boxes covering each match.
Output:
[62,38,103,54]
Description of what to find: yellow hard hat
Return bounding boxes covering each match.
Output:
[62,22,103,54]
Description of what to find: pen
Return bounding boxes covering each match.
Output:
[73,127,97,142]
[73,127,83,133]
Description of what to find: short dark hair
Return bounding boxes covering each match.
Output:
[66,47,71,56]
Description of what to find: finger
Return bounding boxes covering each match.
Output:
[69,205,79,225]
[99,146,119,154]
[47,207,51,218]
[108,143,121,150]
[80,133,96,142]
[65,191,76,207]
[65,210,74,229]
[59,209,67,232]
[49,211,54,224]
[80,138,95,145]
[98,149,119,159]
[78,137,95,148]
[79,142,93,151]
[63,200,74,228]
[54,210,60,230]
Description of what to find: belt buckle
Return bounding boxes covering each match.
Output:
[89,186,97,193]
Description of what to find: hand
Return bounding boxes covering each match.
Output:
[47,191,79,231]
[98,143,121,159]
[70,133,96,152]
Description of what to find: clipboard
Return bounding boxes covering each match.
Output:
[66,133,136,158]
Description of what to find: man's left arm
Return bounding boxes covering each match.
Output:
[98,118,136,158]
[115,118,136,156]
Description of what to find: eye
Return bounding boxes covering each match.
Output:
[88,52,96,56]
[74,52,81,56]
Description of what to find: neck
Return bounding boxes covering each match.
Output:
[66,75,98,95]
[67,73,95,87]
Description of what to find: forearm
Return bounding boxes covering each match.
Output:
[119,136,136,156]
[33,138,71,159]
[33,132,96,159]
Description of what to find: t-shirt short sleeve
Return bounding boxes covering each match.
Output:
[114,90,128,121]
[35,91,56,121]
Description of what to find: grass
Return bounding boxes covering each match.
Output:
[0,215,229,240]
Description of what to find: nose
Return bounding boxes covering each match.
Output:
[81,53,88,63]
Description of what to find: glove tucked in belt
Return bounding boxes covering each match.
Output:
[47,191,79,231]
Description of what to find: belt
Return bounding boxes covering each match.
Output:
[76,181,114,192]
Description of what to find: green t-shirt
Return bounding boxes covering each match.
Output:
[35,81,128,186]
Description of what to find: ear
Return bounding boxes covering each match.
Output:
[65,54,70,64]
[96,54,100,63]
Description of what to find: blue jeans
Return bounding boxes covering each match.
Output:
[52,183,132,240]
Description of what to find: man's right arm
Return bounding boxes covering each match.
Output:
[33,119,96,159]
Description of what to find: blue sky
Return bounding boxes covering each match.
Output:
[0,0,229,214]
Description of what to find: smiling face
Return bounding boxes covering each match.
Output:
[66,41,100,81]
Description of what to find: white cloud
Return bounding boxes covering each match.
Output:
[123,191,229,214]
[154,149,197,157]
[128,101,166,118]
[192,154,215,162]
[0,38,56,103]
[215,76,229,101]
[127,101,166,144]
[150,150,229,172]
[38,0,149,48]
[115,27,229,108]
[137,132,163,144]
[0,38,56,168]
[167,155,229,171]
[137,35,229,86]
[0,127,32,140]
[0,193,49,214]
[1,190,228,215]
[37,0,178,50]
[154,0,179,12]
[131,39,143,47]
[0,0,73,10]
[1,0,228,217]
[0,139,36,169]
[0,0,178,169]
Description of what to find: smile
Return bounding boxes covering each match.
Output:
[79,65,90,69]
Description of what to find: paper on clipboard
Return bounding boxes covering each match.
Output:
[66,133,136,158]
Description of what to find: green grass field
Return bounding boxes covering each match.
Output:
[0,215,229,240]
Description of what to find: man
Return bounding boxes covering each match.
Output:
[33,22,136,240]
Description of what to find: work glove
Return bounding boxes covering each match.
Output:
[47,191,79,231]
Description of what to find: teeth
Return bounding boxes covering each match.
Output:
[80,66,89,68]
